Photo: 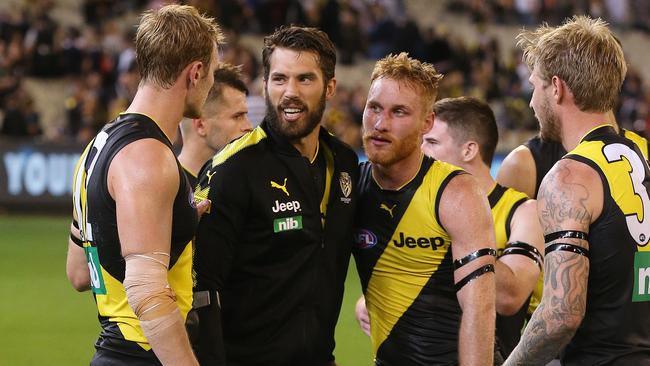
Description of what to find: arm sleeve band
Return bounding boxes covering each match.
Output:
[545,243,590,258]
[70,233,84,248]
[501,241,543,270]
[454,248,497,269]
[544,230,588,243]
[72,219,79,230]
[455,264,495,292]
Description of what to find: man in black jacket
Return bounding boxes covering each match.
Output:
[192,26,358,366]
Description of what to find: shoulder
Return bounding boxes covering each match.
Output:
[512,197,537,223]
[496,145,536,197]
[622,128,649,160]
[211,127,268,169]
[438,172,493,237]
[501,144,535,169]
[497,145,535,179]
[110,138,179,195]
[426,159,466,194]
[540,158,602,211]
[545,158,600,185]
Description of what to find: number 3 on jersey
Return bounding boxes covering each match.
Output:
[604,143,650,246]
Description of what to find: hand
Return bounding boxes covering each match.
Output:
[355,296,370,336]
[196,199,211,217]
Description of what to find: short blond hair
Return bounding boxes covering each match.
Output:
[371,52,443,113]
[517,15,626,112]
[136,4,224,89]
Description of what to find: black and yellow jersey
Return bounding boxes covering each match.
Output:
[525,128,649,199]
[524,128,649,317]
[353,155,465,365]
[559,125,650,365]
[488,184,529,359]
[71,113,196,360]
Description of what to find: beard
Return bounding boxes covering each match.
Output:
[537,96,562,142]
[265,91,326,141]
[184,102,202,119]
[362,125,422,166]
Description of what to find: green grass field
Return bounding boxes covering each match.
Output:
[0,215,371,365]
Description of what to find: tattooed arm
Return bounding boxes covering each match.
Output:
[504,159,603,366]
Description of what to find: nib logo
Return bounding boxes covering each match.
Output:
[274,216,303,233]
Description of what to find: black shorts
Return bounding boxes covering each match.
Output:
[91,336,161,366]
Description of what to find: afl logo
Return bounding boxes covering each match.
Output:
[356,229,378,249]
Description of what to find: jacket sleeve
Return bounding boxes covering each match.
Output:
[193,161,249,365]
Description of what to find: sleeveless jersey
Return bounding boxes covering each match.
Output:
[353,156,465,365]
[525,129,649,199]
[488,184,529,359]
[525,129,649,316]
[560,125,650,365]
[71,113,197,358]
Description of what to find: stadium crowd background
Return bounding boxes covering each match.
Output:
[2,0,650,154]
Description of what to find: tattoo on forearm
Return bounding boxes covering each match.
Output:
[505,163,591,365]
[506,252,589,365]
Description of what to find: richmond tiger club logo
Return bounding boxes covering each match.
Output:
[340,172,352,204]
[355,229,378,249]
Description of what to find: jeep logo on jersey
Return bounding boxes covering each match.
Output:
[355,229,378,249]
[633,251,650,302]
[272,200,301,213]
[393,232,446,249]
[274,216,303,233]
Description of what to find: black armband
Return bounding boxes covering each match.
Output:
[544,230,588,243]
[70,219,84,247]
[501,241,543,270]
[70,233,84,248]
[454,248,497,269]
[545,243,590,258]
[455,264,495,292]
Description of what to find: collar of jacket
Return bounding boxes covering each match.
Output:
[260,118,336,157]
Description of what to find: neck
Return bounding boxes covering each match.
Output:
[291,127,321,160]
[126,83,186,143]
[560,109,609,152]
[178,139,216,177]
[372,151,423,190]
[462,160,495,195]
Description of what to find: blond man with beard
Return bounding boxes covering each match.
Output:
[66,5,222,365]
[353,53,496,366]
[504,16,650,365]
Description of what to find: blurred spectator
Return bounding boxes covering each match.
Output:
[5,0,650,147]
[367,2,396,59]
[1,86,41,137]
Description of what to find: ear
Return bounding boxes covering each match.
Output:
[325,77,337,100]
[551,75,564,104]
[194,118,207,137]
[462,140,480,163]
[187,61,204,88]
[422,111,434,134]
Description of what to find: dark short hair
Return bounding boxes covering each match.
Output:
[434,97,498,166]
[207,63,249,105]
[262,25,336,83]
